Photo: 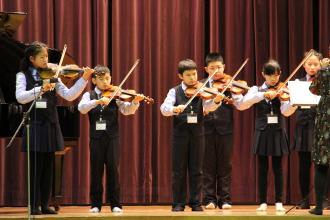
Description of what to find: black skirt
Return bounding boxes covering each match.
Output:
[252,128,289,156]
[22,120,64,152]
[291,123,314,152]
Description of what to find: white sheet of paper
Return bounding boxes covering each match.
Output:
[288,80,320,106]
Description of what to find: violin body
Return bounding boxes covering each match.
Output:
[102,85,154,104]
[184,82,218,100]
[212,73,250,95]
[39,64,84,80]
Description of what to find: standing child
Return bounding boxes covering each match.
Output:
[78,65,144,213]
[291,50,322,209]
[16,41,93,215]
[308,58,330,215]
[238,59,296,211]
[202,53,244,209]
[160,59,224,212]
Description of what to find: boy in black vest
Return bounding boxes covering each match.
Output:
[160,59,224,212]
[78,65,144,213]
[202,53,244,209]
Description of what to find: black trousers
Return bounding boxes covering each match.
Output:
[90,134,121,210]
[298,151,312,203]
[314,164,329,210]
[172,134,204,208]
[203,133,233,206]
[258,155,283,204]
[29,152,54,210]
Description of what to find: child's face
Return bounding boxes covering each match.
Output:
[303,55,321,76]
[262,71,280,87]
[29,47,48,69]
[92,72,112,90]
[179,69,198,86]
[205,61,225,80]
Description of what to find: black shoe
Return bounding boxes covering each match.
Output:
[171,205,185,212]
[309,208,323,215]
[41,207,58,214]
[31,209,41,215]
[191,206,203,211]
[296,202,310,209]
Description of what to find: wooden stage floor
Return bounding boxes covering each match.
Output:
[0,205,329,219]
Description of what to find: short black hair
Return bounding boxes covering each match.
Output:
[178,59,197,74]
[305,49,323,60]
[262,59,281,75]
[93,65,111,78]
[205,52,224,66]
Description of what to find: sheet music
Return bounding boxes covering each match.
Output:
[288,80,320,106]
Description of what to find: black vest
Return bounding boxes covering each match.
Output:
[255,87,285,130]
[295,77,316,125]
[172,85,204,136]
[203,81,233,135]
[88,91,119,138]
[23,69,58,124]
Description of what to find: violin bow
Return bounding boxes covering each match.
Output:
[105,59,140,104]
[182,67,219,111]
[219,58,249,96]
[54,44,67,78]
[275,49,313,94]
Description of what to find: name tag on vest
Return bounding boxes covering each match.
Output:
[36,98,47,109]
[267,113,278,124]
[187,113,198,124]
[96,120,106,130]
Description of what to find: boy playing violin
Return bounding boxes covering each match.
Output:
[237,59,296,212]
[160,59,224,212]
[202,53,245,210]
[78,65,144,213]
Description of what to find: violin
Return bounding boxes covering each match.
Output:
[265,82,290,101]
[185,82,219,100]
[212,73,250,95]
[102,85,154,104]
[38,64,85,80]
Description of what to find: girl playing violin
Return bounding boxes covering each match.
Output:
[15,41,94,215]
[237,59,296,212]
[78,65,144,213]
[291,50,322,210]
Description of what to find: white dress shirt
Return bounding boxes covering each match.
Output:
[78,87,140,115]
[236,82,297,116]
[16,68,88,104]
[160,82,221,116]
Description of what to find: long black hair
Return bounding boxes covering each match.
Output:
[20,41,47,72]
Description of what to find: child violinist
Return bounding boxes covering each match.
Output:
[78,65,144,213]
[291,50,322,209]
[160,59,224,212]
[15,41,94,215]
[202,53,245,210]
[237,59,296,212]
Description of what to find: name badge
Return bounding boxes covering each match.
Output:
[96,120,106,130]
[36,99,47,109]
[301,106,311,109]
[187,113,198,124]
[267,113,278,124]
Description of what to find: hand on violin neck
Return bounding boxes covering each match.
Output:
[82,67,95,81]
[264,90,277,100]
[173,105,185,114]
[97,97,110,106]
[213,93,225,104]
